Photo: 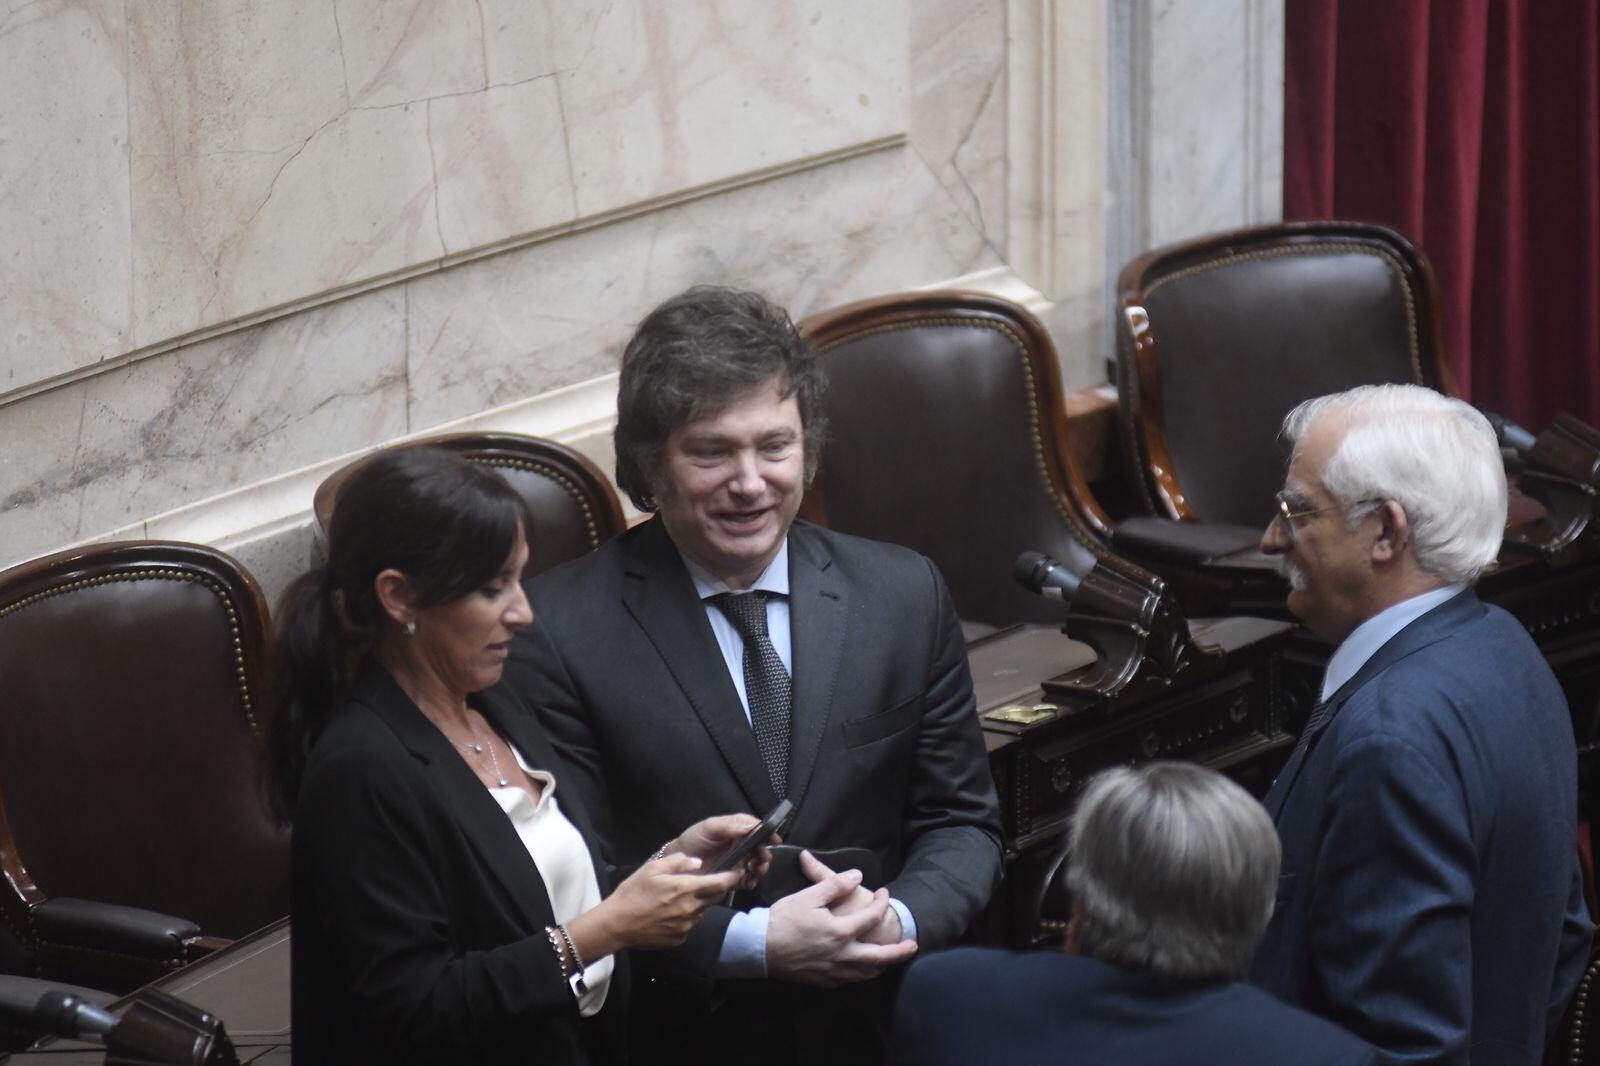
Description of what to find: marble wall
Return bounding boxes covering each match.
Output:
[0,0,1278,601]
[1106,0,1285,284]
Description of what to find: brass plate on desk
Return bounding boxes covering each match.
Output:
[985,703,1060,726]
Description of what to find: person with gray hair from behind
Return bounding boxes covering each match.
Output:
[1250,384,1590,1065]
[892,762,1377,1066]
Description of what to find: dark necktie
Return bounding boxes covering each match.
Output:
[711,591,791,797]
[1290,698,1332,762]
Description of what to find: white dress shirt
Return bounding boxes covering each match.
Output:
[1319,583,1468,702]
[492,745,614,1015]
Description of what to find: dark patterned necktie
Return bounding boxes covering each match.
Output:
[711,591,791,797]
[1290,699,1332,762]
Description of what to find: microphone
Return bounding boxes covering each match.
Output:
[32,990,117,1042]
[1483,410,1536,456]
[29,987,238,1065]
[1013,545,1098,602]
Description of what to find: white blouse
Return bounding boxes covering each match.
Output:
[490,745,613,1016]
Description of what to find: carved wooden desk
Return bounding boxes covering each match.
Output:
[965,617,1298,946]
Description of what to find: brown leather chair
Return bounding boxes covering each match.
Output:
[0,542,286,993]
[1113,220,1452,555]
[313,432,626,575]
[797,290,1125,631]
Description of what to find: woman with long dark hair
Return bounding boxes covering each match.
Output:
[268,448,760,1065]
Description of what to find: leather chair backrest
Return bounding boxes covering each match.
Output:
[312,432,626,577]
[798,291,1114,629]
[0,543,286,942]
[1116,221,1451,527]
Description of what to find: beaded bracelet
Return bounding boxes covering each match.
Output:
[649,839,674,862]
[544,924,590,998]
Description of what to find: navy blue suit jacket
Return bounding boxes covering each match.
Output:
[894,948,1377,1066]
[1251,590,1591,1065]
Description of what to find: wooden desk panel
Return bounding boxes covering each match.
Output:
[964,618,1297,947]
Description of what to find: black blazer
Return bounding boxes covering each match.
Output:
[506,518,1003,1065]
[291,663,628,1066]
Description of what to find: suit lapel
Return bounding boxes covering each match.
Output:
[355,666,554,932]
[621,519,777,812]
[785,523,848,813]
[1264,590,1485,821]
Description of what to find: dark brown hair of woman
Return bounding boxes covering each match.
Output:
[263,447,530,823]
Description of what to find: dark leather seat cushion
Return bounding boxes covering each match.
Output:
[1111,515,1264,565]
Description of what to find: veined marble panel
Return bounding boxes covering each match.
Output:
[0,0,131,387]
[1143,0,1283,246]
[406,142,1001,428]
[910,0,1007,257]
[115,0,911,361]
[334,0,487,108]
[0,289,407,565]
[560,0,909,218]
[480,0,600,84]
[224,518,321,614]
[1146,0,1251,245]
[430,77,577,254]
[0,382,93,564]
[129,0,442,347]
[127,0,347,343]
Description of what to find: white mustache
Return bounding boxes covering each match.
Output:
[1276,557,1308,591]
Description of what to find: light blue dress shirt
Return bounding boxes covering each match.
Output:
[679,540,918,978]
[1319,583,1468,702]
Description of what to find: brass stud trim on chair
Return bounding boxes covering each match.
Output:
[476,457,603,550]
[1568,958,1596,1063]
[0,567,260,737]
[29,935,183,972]
[817,316,1104,557]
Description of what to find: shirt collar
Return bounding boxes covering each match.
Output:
[681,538,791,600]
[1320,582,1467,701]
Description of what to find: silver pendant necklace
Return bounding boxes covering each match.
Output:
[456,727,510,787]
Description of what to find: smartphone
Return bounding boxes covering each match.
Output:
[709,799,794,874]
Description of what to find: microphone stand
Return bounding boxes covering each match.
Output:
[30,987,239,1066]
[1021,550,1224,700]
[1500,413,1600,566]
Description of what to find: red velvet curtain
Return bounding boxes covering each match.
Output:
[1285,0,1600,429]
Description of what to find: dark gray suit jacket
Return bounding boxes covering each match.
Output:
[1251,591,1591,1065]
[505,518,1003,1065]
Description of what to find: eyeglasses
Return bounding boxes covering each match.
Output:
[1272,490,1384,544]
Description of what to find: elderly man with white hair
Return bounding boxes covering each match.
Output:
[1250,384,1591,1066]
[892,762,1377,1066]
